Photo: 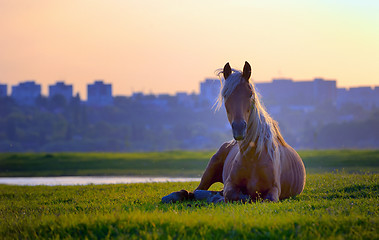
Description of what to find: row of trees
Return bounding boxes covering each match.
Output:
[0,95,230,152]
[0,95,378,152]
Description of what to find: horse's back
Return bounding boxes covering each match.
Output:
[279,145,306,199]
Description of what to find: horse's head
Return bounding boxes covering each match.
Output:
[222,61,253,141]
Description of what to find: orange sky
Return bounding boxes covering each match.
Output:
[0,0,378,99]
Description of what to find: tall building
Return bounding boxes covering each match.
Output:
[0,83,7,97]
[337,86,378,109]
[374,87,379,107]
[49,81,73,102]
[87,80,113,106]
[199,78,221,106]
[11,81,41,105]
[255,78,337,107]
[313,78,337,104]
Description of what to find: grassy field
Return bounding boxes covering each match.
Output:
[0,150,378,239]
[0,173,378,239]
[1,149,378,177]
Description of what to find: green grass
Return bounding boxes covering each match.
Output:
[0,151,211,177]
[0,172,378,239]
[0,150,378,239]
[1,149,378,177]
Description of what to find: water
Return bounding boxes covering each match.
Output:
[0,176,201,186]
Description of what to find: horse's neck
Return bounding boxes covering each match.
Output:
[238,102,261,158]
[238,104,273,161]
[238,138,259,161]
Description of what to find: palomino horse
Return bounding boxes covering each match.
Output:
[162,62,306,203]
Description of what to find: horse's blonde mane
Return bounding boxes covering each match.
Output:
[215,69,287,161]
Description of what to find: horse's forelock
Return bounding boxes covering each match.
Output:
[215,70,246,110]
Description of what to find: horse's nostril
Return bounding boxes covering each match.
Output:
[232,121,247,140]
[232,121,247,130]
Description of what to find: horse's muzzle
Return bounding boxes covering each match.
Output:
[232,121,247,141]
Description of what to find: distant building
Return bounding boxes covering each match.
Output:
[49,81,73,102]
[199,78,220,106]
[131,92,144,101]
[141,94,163,108]
[337,86,378,109]
[313,78,337,104]
[155,94,173,109]
[0,83,7,97]
[255,78,337,112]
[374,87,379,107]
[87,80,113,106]
[11,81,41,105]
[176,92,196,108]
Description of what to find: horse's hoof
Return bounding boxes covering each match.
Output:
[161,190,190,203]
[215,196,225,203]
[208,193,224,203]
[264,194,278,202]
[194,190,214,200]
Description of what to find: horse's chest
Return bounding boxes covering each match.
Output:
[246,162,275,194]
[224,155,275,195]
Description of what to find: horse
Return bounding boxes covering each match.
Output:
[162,61,306,203]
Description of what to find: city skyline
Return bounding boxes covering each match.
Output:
[4,78,379,115]
[1,1,378,99]
[1,76,377,152]
[2,77,379,100]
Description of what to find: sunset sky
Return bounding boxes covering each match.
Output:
[0,0,378,99]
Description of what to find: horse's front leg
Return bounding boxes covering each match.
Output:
[264,186,280,202]
[196,142,233,190]
[161,142,232,203]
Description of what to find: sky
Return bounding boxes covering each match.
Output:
[0,0,378,99]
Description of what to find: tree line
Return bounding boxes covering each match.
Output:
[0,94,378,152]
[0,95,229,152]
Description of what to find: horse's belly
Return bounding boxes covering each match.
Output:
[279,145,306,198]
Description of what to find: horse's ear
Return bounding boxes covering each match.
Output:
[223,62,232,80]
[242,61,251,81]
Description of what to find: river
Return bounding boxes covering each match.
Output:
[0,176,201,186]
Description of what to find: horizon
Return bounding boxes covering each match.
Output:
[1,1,378,99]
[2,77,378,100]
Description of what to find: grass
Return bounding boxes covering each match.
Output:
[0,173,378,239]
[0,151,211,177]
[0,150,378,239]
[0,149,378,177]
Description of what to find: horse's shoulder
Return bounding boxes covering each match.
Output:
[213,140,236,159]
[220,140,237,154]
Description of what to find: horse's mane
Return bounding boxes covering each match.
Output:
[215,69,287,161]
